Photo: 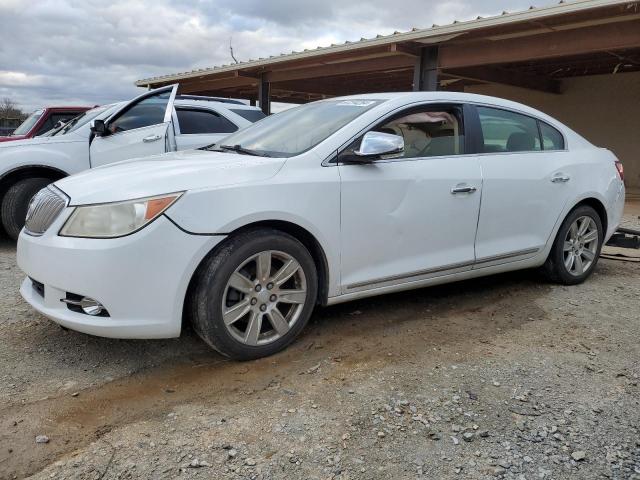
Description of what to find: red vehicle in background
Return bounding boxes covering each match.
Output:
[0,106,92,142]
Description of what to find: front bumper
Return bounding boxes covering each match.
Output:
[17,212,223,339]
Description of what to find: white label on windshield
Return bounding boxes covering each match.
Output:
[335,100,377,107]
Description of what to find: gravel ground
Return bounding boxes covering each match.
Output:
[0,202,638,480]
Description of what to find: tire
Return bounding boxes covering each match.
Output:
[1,177,52,240]
[543,205,603,285]
[190,228,318,360]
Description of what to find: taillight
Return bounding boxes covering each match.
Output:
[615,161,624,181]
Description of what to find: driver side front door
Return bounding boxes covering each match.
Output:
[338,103,482,294]
[89,85,177,168]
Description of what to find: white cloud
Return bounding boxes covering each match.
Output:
[0,71,46,87]
[0,0,559,111]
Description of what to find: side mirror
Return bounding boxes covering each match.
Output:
[91,119,108,137]
[354,131,404,159]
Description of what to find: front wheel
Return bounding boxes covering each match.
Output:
[190,228,318,360]
[543,205,603,285]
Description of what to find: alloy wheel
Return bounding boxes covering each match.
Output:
[222,250,307,346]
[563,215,599,276]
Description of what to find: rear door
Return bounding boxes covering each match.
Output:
[174,107,239,150]
[89,85,177,167]
[470,105,574,265]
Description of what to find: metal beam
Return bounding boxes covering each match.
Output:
[445,66,562,94]
[438,19,640,69]
[264,55,413,83]
[413,46,439,91]
[258,74,271,115]
[178,75,256,94]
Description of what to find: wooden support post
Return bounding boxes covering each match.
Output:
[258,74,271,115]
[413,46,439,91]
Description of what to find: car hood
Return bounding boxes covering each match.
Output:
[0,132,83,150]
[0,135,27,143]
[55,149,286,205]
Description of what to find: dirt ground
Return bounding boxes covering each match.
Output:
[0,202,638,480]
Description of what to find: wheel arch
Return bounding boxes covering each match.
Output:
[183,219,331,331]
[226,220,330,306]
[0,165,68,205]
[569,196,608,237]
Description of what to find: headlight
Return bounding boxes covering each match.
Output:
[59,192,183,238]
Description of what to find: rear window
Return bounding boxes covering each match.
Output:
[539,122,565,150]
[230,109,266,123]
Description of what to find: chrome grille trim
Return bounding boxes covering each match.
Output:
[24,186,68,236]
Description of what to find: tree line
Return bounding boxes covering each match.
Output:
[0,98,28,121]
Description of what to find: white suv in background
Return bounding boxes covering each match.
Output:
[0,85,264,239]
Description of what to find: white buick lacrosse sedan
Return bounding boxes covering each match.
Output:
[18,92,625,360]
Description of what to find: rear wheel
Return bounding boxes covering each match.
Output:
[1,177,52,240]
[190,228,318,360]
[543,205,603,285]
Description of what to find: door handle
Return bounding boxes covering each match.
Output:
[451,185,477,194]
[551,174,570,183]
[143,134,162,143]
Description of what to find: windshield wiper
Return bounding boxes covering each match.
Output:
[218,144,269,157]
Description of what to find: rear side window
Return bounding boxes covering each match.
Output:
[230,109,266,123]
[539,122,565,150]
[177,108,238,134]
[477,106,541,153]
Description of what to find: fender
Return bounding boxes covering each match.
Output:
[0,137,90,179]
[167,208,341,299]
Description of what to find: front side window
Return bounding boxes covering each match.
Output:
[477,106,541,153]
[177,108,237,134]
[371,105,464,159]
[208,99,384,157]
[540,121,565,150]
[12,109,44,136]
[108,91,171,134]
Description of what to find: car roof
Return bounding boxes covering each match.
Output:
[174,97,259,111]
[333,91,568,128]
[333,91,537,107]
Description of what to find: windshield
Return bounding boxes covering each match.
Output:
[53,104,116,136]
[208,99,384,157]
[12,109,44,136]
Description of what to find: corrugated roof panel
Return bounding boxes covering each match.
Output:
[135,0,632,86]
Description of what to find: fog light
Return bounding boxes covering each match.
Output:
[79,297,105,316]
[61,296,106,316]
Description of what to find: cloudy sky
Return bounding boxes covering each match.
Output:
[1,0,559,112]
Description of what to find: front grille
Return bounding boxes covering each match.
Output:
[24,187,67,236]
